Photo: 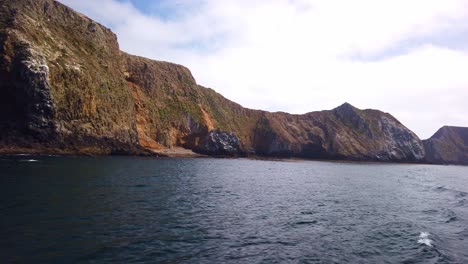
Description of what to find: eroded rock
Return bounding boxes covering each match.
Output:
[196,130,244,156]
[18,46,56,138]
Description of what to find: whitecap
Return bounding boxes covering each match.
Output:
[20,159,38,162]
[418,232,433,247]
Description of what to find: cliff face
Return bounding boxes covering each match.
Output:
[122,51,425,161]
[423,126,468,165]
[122,53,262,155]
[0,0,432,163]
[251,103,425,161]
[0,0,143,154]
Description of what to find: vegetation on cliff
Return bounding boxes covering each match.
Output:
[0,0,141,154]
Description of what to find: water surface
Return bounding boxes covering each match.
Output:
[1,156,467,263]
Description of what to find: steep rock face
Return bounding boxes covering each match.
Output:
[251,103,425,161]
[0,0,430,163]
[13,46,55,140]
[122,53,262,152]
[0,0,143,154]
[123,53,204,149]
[423,126,468,165]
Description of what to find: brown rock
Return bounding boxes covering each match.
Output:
[0,0,446,164]
[423,126,468,165]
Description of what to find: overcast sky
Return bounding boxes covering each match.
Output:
[60,0,468,139]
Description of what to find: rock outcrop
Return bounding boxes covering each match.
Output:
[195,130,243,156]
[0,0,462,164]
[423,126,468,165]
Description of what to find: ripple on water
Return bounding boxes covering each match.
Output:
[359,222,439,261]
[300,211,316,215]
[423,208,458,223]
[434,186,449,192]
[293,220,318,226]
[441,209,458,223]
[1,158,468,263]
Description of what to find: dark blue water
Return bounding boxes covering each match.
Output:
[1,156,467,263]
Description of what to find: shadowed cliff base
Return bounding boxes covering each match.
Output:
[0,0,466,164]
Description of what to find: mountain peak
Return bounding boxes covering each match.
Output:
[431,126,466,139]
[334,102,356,111]
[333,102,359,116]
[341,102,353,107]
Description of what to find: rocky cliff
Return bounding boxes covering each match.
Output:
[251,103,425,161]
[423,126,468,165]
[0,0,451,164]
[0,0,143,154]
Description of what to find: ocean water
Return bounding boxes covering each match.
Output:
[1,156,467,263]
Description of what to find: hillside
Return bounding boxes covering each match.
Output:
[0,0,438,163]
[423,126,468,165]
[0,0,142,154]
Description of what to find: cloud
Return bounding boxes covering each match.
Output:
[59,0,468,139]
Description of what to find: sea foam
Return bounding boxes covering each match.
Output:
[418,232,433,247]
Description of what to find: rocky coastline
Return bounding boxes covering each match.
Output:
[0,0,466,165]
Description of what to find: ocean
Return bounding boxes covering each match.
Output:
[1,156,467,263]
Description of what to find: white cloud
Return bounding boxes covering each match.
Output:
[60,0,468,139]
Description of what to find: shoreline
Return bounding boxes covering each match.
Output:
[1,148,465,166]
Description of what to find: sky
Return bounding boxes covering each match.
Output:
[60,0,468,139]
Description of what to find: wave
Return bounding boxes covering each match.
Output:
[432,186,468,208]
[442,209,458,223]
[418,232,433,247]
